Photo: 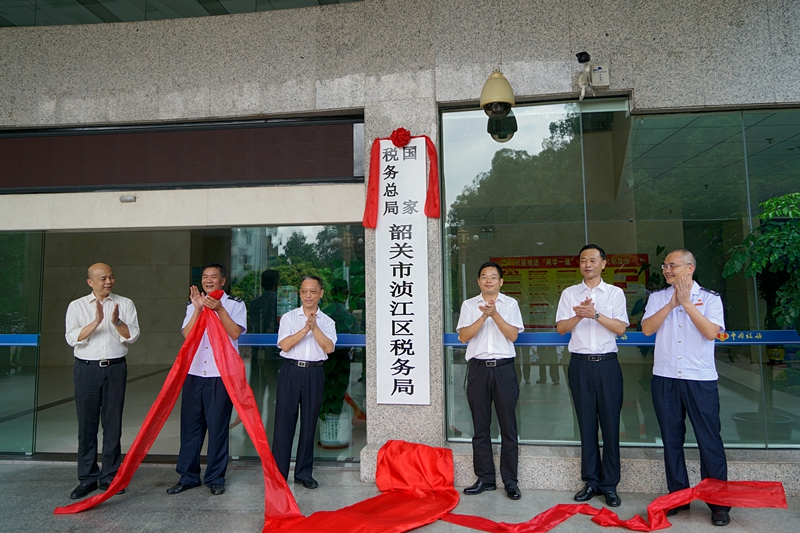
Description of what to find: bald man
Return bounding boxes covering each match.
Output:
[65,263,140,500]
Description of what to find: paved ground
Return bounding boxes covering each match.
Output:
[1,458,798,533]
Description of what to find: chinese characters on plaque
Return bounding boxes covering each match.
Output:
[375,137,431,405]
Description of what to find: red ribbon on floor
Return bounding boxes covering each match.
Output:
[54,290,304,531]
[442,477,787,533]
[272,440,460,533]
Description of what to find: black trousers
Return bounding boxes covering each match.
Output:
[466,359,519,486]
[567,354,623,492]
[73,358,127,484]
[651,375,730,512]
[272,361,324,482]
[176,375,233,486]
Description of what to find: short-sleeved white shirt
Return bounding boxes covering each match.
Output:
[278,307,337,362]
[65,293,140,360]
[456,292,524,361]
[643,282,725,381]
[555,279,629,354]
[181,293,247,378]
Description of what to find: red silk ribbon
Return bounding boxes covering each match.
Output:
[362,132,440,229]
[442,477,787,533]
[272,440,460,533]
[54,290,304,531]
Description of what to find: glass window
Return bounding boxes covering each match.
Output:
[0,232,44,454]
[228,224,367,462]
[442,102,800,449]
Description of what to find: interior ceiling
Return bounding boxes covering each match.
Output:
[0,0,357,26]
[453,110,800,229]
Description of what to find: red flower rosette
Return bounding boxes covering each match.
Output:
[390,128,412,148]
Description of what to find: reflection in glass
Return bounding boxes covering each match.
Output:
[228,224,366,461]
[442,102,800,449]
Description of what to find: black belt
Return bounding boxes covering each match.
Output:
[76,357,126,367]
[571,352,617,362]
[284,359,325,368]
[470,358,515,367]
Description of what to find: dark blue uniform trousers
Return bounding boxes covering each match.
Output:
[176,375,233,486]
[73,358,127,484]
[466,359,519,486]
[568,355,623,493]
[651,375,730,512]
[272,361,324,482]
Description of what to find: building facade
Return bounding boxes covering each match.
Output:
[1,0,799,494]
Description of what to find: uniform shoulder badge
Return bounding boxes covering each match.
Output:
[229,295,243,302]
[700,287,720,297]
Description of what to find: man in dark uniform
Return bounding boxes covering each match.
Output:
[556,244,628,507]
[457,261,524,501]
[167,262,246,497]
[642,248,731,527]
[65,263,140,499]
[272,275,337,489]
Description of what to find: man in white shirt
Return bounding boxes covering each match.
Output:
[457,261,525,501]
[272,275,337,489]
[642,249,730,527]
[555,245,628,508]
[167,262,247,497]
[65,263,140,499]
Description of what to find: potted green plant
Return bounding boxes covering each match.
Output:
[722,192,800,441]
[723,192,800,334]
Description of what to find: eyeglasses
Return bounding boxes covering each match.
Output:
[479,276,500,281]
[661,262,693,271]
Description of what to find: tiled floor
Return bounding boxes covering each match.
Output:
[1,459,797,533]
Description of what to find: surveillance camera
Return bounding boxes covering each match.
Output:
[483,102,512,120]
[480,70,515,119]
[576,51,591,64]
[487,112,518,143]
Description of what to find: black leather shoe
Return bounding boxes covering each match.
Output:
[210,484,225,495]
[505,485,521,500]
[99,481,125,495]
[711,510,730,526]
[604,491,621,507]
[573,485,599,502]
[666,504,691,517]
[166,482,200,494]
[70,481,98,499]
[463,480,497,495]
[294,477,318,489]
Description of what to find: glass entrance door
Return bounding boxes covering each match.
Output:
[0,232,44,454]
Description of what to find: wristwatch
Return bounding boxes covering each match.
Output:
[593,313,600,320]
[116,319,124,326]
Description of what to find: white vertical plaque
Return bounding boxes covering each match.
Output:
[375,137,431,405]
